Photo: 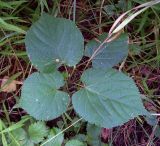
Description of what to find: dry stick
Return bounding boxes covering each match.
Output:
[1,29,24,76]
[112,7,149,34]
[73,0,76,23]
[109,11,129,35]
[85,0,160,69]
[84,1,160,70]
[119,57,127,71]
[99,0,105,34]
[84,32,122,69]
[85,11,133,68]
[151,113,160,116]
[146,120,159,146]
[109,0,160,35]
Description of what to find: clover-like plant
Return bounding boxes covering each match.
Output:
[20,13,148,128]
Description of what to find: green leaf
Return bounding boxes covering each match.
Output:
[25,13,84,73]
[28,122,48,144]
[23,140,34,146]
[73,134,86,142]
[43,127,64,146]
[65,139,87,146]
[129,44,141,55]
[72,68,147,128]
[85,33,128,69]
[103,5,117,16]
[86,124,101,146]
[9,128,27,146]
[118,0,127,11]
[0,18,26,34]
[20,71,69,120]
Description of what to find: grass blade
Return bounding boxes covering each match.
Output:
[0,18,26,34]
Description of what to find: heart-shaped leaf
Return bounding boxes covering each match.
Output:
[25,13,84,73]
[20,71,69,120]
[72,68,147,128]
[85,33,128,69]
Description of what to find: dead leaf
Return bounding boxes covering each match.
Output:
[0,76,22,93]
